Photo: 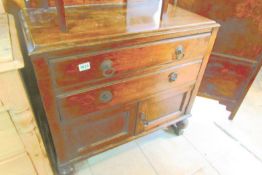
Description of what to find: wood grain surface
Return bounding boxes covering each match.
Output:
[19,3,219,173]
[50,33,210,89]
[58,62,201,120]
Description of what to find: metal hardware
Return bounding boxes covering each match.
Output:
[100,59,116,78]
[172,119,189,136]
[175,45,185,60]
[169,72,178,82]
[99,91,113,103]
[140,112,149,126]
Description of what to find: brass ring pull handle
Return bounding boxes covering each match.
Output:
[175,45,185,60]
[169,72,178,82]
[100,59,116,78]
[99,90,113,103]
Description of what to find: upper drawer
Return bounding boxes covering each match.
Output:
[50,33,210,88]
[57,61,202,121]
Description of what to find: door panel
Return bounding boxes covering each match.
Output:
[65,103,137,158]
[136,86,193,134]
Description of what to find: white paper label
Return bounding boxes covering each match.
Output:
[78,62,91,72]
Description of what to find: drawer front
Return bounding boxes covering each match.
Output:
[57,62,201,121]
[136,86,193,134]
[51,33,210,88]
[65,103,137,156]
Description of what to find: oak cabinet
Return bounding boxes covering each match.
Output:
[19,2,219,175]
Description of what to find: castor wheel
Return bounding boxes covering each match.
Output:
[171,119,189,136]
[58,164,75,175]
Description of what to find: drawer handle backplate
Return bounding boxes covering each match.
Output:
[100,59,116,78]
[169,72,178,82]
[99,90,113,103]
[175,45,185,60]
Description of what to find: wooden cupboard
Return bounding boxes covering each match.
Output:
[19,1,219,174]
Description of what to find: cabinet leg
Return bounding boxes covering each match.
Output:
[58,164,75,175]
[171,119,189,136]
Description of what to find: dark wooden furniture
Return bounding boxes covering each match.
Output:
[19,1,219,175]
[178,0,262,119]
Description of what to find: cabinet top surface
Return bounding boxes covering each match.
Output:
[20,1,217,55]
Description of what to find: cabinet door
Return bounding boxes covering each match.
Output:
[65,103,137,158]
[136,86,193,134]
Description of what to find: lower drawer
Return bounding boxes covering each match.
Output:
[0,153,36,175]
[57,61,202,121]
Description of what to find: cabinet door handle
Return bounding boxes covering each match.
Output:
[169,72,178,82]
[140,112,149,126]
[100,59,116,78]
[174,45,185,60]
[99,90,113,103]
